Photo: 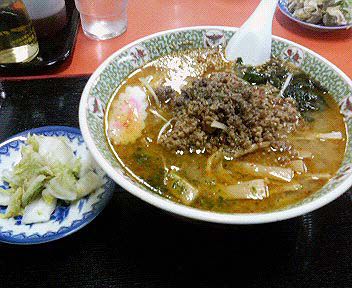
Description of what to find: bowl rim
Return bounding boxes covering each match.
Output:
[277,0,352,31]
[79,25,352,224]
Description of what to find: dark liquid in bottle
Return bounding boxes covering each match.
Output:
[31,7,67,39]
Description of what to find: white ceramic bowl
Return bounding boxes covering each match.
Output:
[79,26,352,224]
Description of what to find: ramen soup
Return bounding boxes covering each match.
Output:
[105,49,347,213]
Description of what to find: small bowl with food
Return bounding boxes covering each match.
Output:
[278,0,352,31]
[79,26,352,224]
[0,126,114,244]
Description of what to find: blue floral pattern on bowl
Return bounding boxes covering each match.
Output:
[0,126,114,244]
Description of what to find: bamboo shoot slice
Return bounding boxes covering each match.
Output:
[270,183,303,194]
[304,173,332,180]
[290,160,307,173]
[294,131,343,141]
[231,162,294,182]
[297,150,313,159]
[222,179,268,200]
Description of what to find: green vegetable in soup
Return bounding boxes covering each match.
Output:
[237,59,327,114]
[242,68,268,85]
[282,73,327,113]
[133,147,151,165]
[165,172,199,204]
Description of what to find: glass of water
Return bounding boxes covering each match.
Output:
[74,0,128,40]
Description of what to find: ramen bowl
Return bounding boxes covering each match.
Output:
[79,26,352,224]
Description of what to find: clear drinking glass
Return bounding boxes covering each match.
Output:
[74,0,128,40]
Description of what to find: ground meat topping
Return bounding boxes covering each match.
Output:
[156,72,302,155]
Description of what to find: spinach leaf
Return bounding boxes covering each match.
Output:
[237,59,328,114]
[242,69,268,85]
[282,73,327,112]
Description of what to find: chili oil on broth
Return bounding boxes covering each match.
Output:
[105,48,347,213]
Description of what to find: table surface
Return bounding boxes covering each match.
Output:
[0,1,351,287]
[0,77,351,288]
[2,0,352,79]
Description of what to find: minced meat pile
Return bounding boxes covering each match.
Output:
[155,72,301,155]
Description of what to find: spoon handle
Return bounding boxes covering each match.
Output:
[225,0,278,64]
[244,0,278,29]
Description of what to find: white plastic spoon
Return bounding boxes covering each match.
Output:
[225,0,278,65]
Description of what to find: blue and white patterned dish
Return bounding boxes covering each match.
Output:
[278,0,352,31]
[0,126,114,245]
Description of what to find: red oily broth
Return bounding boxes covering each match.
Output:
[105,49,347,213]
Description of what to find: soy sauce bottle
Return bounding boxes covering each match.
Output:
[22,0,67,39]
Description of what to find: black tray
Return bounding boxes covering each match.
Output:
[0,77,351,288]
[0,0,79,76]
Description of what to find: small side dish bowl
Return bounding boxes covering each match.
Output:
[0,126,114,244]
[278,0,352,31]
[79,26,352,224]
